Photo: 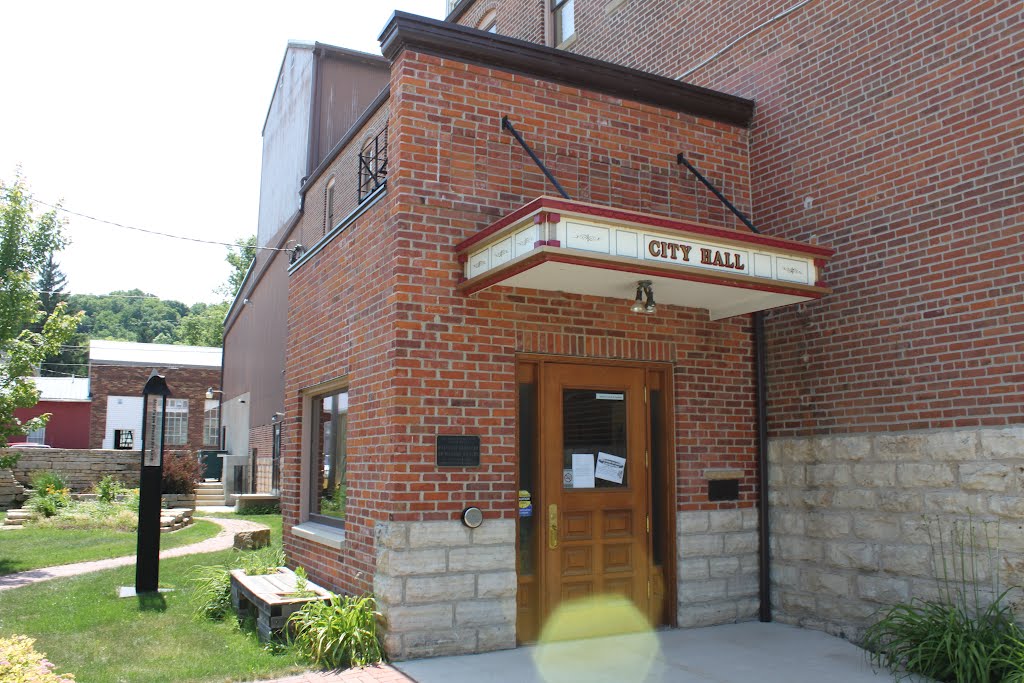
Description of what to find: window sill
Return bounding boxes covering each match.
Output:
[292,522,346,550]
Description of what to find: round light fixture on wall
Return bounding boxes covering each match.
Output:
[461,506,484,528]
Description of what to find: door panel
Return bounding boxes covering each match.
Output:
[542,363,649,622]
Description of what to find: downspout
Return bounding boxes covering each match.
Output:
[676,154,771,622]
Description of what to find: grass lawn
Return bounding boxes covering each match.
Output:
[0,514,305,682]
[0,519,221,576]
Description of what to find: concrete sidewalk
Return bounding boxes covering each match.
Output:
[393,622,914,683]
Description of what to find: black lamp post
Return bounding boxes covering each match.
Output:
[136,374,171,594]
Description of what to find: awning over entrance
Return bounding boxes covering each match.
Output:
[455,197,835,320]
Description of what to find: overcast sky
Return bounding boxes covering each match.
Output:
[1,1,445,306]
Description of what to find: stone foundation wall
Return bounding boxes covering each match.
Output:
[373,519,516,660]
[3,448,141,491]
[769,426,1024,640]
[677,509,760,627]
[0,469,26,509]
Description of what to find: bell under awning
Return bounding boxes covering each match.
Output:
[455,197,834,321]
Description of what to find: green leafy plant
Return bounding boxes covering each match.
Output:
[0,634,76,682]
[187,564,233,620]
[26,471,71,518]
[320,485,346,517]
[161,452,202,494]
[863,518,1022,683]
[239,546,285,576]
[292,566,316,598]
[287,593,384,668]
[30,470,69,492]
[999,632,1024,683]
[239,503,280,515]
[94,475,126,504]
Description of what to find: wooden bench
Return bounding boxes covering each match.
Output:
[230,568,331,641]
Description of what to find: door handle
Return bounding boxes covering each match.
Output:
[548,504,558,549]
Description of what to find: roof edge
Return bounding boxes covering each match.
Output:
[379,12,754,127]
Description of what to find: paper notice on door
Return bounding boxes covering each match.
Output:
[571,453,595,489]
[595,452,626,484]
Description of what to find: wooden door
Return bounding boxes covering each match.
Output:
[541,363,649,619]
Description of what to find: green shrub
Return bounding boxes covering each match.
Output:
[1000,632,1024,683]
[240,503,281,515]
[30,470,69,493]
[863,518,1022,683]
[0,634,76,682]
[26,471,71,518]
[94,476,126,504]
[288,593,384,668]
[32,501,138,531]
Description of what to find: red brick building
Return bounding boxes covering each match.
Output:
[223,0,1022,660]
[88,340,222,454]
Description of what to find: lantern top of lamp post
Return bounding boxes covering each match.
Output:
[142,374,172,398]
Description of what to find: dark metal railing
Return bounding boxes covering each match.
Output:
[358,127,388,202]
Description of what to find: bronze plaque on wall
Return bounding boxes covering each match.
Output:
[436,435,481,467]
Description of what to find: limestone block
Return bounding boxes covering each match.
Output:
[382,603,454,632]
[879,545,933,577]
[769,438,812,464]
[771,510,806,535]
[708,509,743,532]
[679,558,709,580]
[448,545,514,573]
[679,579,728,604]
[979,426,1024,460]
[802,569,853,598]
[399,628,476,659]
[856,575,909,604]
[476,623,516,652]
[678,601,737,628]
[999,522,1024,553]
[807,464,851,488]
[833,489,879,511]
[377,548,447,576]
[471,519,515,545]
[679,511,709,534]
[877,490,922,513]
[778,589,816,615]
[405,574,476,603]
[826,542,878,571]
[408,521,471,549]
[897,463,956,488]
[375,522,408,551]
[233,529,270,550]
[852,463,897,488]
[852,513,902,541]
[708,556,741,578]
[798,489,835,509]
[875,433,929,462]
[960,463,1013,492]
[804,513,851,539]
[741,508,759,531]
[373,574,405,605]
[454,598,515,628]
[830,435,872,461]
[771,563,799,588]
[775,537,821,562]
[476,571,517,599]
[726,573,758,598]
[724,532,759,555]
[923,491,981,515]
[988,496,1024,519]
[680,534,723,557]
[923,430,978,461]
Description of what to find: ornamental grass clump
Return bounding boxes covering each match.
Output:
[287,593,384,669]
[863,517,1023,683]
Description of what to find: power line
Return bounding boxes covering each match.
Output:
[24,193,290,254]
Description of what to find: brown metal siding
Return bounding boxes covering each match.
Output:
[312,55,390,169]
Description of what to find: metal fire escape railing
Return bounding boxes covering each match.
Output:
[358,127,388,202]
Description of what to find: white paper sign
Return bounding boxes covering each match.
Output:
[571,453,595,489]
[595,452,626,484]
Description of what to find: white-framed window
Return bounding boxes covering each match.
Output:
[203,399,219,447]
[553,0,575,46]
[165,398,189,446]
[307,386,348,528]
[26,426,46,445]
[324,175,336,235]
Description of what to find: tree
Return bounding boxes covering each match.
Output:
[178,302,228,347]
[33,254,87,376]
[218,235,256,299]
[0,172,81,458]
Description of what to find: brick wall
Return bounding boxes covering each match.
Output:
[89,364,222,451]
[451,0,1023,436]
[282,44,760,646]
